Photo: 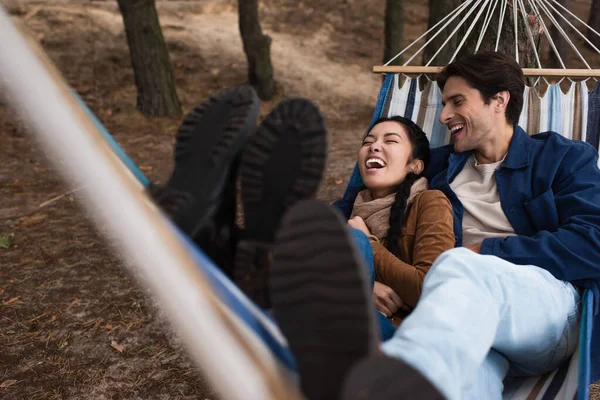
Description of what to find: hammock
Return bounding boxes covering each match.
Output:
[340,0,600,397]
[339,73,597,400]
[0,1,597,399]
[343,0,600,400]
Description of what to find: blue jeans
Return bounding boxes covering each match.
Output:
[349,229,397,341]
[380,248,581,400]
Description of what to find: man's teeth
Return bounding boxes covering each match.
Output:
[366,158,386,168]
[450,124,464,133]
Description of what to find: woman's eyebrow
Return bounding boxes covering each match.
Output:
[384,132,403,139]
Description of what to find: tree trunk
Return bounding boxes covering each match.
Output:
[383,0,404,65]
[117,0,181,117]
[423,0,462,66]
[549,0,570,68]
[588,0,600,49]
[238,0,274,100]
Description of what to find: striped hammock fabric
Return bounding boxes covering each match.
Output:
[379,75,600,167]
[502,289,593,399]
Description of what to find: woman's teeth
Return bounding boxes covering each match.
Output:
[366,158,386,169]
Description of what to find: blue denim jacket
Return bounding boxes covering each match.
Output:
[333,125,600,381]
[426,126,600,381]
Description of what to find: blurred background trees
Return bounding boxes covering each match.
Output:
[238,0,275,100]
[117,0,182,117]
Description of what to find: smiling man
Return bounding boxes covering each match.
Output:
[342,51,600,399]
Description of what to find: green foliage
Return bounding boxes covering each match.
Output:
[0,233,12,249]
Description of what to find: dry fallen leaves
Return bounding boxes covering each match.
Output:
[2,297,19,306]
[0,380,17,388]
[110,340,124,353]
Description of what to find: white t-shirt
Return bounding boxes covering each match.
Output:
[450,155,516,246]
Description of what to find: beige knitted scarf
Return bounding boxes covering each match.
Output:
[350,177,429,241]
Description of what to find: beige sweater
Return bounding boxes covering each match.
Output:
[450,155,516,246]
[350,177,429,241]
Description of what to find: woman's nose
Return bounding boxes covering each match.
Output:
[369,142,382,152]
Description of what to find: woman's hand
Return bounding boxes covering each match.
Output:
[348,216,371,236]
[373,281,405,317]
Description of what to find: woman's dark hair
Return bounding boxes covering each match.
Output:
[436,51,525,126]
[365,116,430,256]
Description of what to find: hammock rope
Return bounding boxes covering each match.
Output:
[541,0,600,58]
[474,0,499,53]
[518,0,543,69]
[423,0,485,66]
[536,0,590,68]
[384,0,473,67]
[450,0,493,63]
[496,0,509,51]
[382,0,600,78]
[514,0,519,63]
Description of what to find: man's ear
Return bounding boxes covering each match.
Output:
[494,90,510,113]
[409,159,425,175]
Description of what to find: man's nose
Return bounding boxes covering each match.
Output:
[439,104,452,124]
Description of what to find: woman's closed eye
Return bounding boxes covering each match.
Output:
[362,141,374,146]
[385,140,398,144]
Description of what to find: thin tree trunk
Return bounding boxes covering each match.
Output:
[383,0,404,65]
[423,0,462,66]
[549,0,570,68]
[117,0,181,117]
[238,0,274,100]
[588,0,600,49]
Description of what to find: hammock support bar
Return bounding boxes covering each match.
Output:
[372,66,600,79]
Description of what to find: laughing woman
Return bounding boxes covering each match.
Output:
[347,116,455,339]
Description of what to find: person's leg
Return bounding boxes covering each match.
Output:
[349,228,396,341]
[150,86,260,276]
[462,350,509,400]
[348,228,374,284]
[342,354,444,399]
[270,200,378,400]
[378,247,580,400]
[235,99,328,308]
[270,200,442,400]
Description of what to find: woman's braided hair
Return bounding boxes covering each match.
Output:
[365,116,430,256]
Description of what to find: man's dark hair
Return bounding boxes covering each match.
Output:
[436,51,525,126]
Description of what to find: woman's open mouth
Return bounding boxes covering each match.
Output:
[365,158,387,170]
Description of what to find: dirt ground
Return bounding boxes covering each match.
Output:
[0,0,598,398]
